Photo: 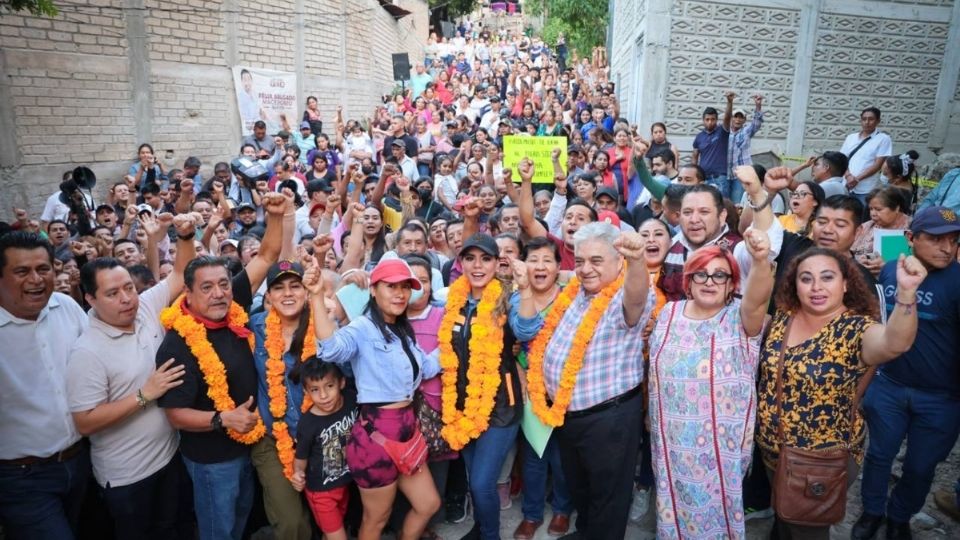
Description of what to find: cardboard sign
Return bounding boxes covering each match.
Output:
[502,135,567,184]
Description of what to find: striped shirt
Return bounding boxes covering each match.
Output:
[542,287,654,412]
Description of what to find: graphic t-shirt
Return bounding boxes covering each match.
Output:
[295,391,358,491]
[879,260,960,396]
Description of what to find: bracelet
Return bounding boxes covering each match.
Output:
[136,389,149,409]
[747,192,773,212]
[177,233,195,241]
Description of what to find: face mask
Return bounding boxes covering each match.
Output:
[361,164,375,175]
[409,286,424,305]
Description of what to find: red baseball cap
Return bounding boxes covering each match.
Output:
[597,210,621,228]
[369,258,422,290]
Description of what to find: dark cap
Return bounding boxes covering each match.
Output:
[390,139,406,148]
[910,206,960,235]
[489,96,500,103]
[274,130,291,139]
[567,144,583,155]
[266,260,304,288]
[306,179,333,195]
[596,186,619,202]
[95,204,115,214]
[459,233,499,258]
[236,202,256,212]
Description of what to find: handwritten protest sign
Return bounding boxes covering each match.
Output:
[503,136,567,184]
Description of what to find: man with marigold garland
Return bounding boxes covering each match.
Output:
[66,213,197,539]
[155,192,285,540]
[517,219,654,540]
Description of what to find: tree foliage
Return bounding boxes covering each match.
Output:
[429,0,478,20]
[527,0,608,56]
[0,0,58,16]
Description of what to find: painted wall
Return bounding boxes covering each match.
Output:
[0,0,429,220]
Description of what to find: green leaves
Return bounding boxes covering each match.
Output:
[1,0,59,17]
[527,0,608,56]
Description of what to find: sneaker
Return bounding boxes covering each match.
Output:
[498,481,512,510]
[629,487,650,523]
[744,506,774,521]
[446,494,468,524]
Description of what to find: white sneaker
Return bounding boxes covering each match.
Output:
[629,487,650,523]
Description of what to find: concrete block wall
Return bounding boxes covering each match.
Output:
[609,0,960,163]
[0,0,428,221]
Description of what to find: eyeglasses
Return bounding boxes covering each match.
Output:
[689,271,732,285]
[790,191,812,199]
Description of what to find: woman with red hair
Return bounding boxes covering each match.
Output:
[647,230,775,539]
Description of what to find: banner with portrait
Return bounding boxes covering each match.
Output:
[231,66,298,137]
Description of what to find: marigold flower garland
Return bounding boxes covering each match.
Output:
[264,308,316,481]
[526,272,625,427]
[160,295,266,445]
[438,276,505,450]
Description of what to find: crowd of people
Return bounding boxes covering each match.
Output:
[2,16,960,540]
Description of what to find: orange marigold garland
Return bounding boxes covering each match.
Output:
[264,308,317,480]
[160,295,266,445]
[438,276,506,450]
[526,272,625,427]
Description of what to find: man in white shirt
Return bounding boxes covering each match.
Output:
[66,214,198,538]
[0,231,89,539]
[840,107,893,204]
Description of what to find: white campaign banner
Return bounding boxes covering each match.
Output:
[232,66,298,137]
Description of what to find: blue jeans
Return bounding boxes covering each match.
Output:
[462,424,520,540]
[0,444,90,540]
[182,453,255,540]
[706,174,730,199]
[417,162,432,179]
[860,373,960,522]
[520,432,572,522]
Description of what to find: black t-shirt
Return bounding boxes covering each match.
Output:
[383,135,419,159]
[156,271,257,464]
[294,392,358,491]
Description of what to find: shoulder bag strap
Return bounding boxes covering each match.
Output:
[774,316,792,445]
[846,135,872,161]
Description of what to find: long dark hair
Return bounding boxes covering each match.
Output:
[365,293,417,345]
[774,247,880,320]
[286,308,312,385]
[364,204,388,264]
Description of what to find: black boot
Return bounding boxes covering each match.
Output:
[885,519,913,540]
[851,513,884,540]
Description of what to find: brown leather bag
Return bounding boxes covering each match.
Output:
[770,317,875,526]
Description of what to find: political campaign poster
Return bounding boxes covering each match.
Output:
[232,66,298,137]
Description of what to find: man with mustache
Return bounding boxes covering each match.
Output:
[155,192,286,540]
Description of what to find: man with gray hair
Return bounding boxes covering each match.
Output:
[515,222,654,540]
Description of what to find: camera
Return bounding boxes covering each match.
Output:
[230,157,269,187]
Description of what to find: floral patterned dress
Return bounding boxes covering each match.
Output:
[648,300,761,539]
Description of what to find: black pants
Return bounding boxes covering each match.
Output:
[101,453,186,540]
[556,391,643,540]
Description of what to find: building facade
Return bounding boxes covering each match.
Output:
[0,0,428,219]
[609,0,960,163]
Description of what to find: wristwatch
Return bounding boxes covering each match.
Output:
[747,191,774,213]
[211,411,224,431]
[135,389,149,409]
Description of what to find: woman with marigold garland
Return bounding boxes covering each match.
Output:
[646,228,774,539]
[437,232,542,540]
[249,250,339,540]
[309,235,442,540]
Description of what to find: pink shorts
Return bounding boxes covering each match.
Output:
[345,405,418,488]
[304,485,349,533]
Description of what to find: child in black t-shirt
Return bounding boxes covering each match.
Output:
[292,359,357,539]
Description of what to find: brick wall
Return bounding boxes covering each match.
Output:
[0,0,428,221]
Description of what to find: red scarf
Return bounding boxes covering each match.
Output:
[180,297,251,338]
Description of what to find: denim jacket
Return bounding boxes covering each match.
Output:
[250,312,308,438]
[320,315,440,404]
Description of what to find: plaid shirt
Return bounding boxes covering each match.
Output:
[542,287,654,412]
[727,109,764,177]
